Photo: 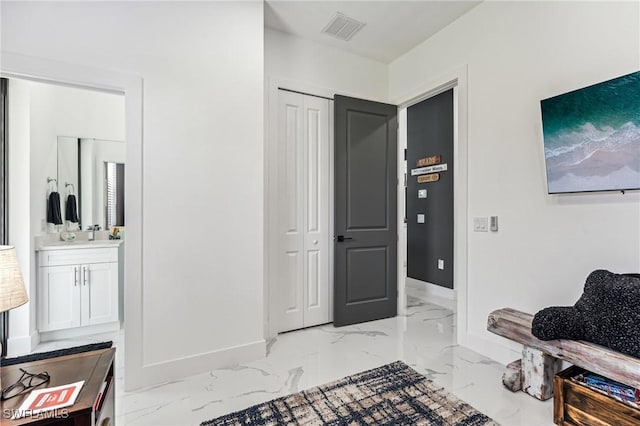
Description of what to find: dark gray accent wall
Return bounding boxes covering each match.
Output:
[407,89,454,288]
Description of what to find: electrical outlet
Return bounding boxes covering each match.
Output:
[490,216,498,232]
[438,259,444,270]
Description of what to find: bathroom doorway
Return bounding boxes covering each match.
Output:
[4,76,127,356]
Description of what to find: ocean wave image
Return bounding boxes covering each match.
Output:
[541,71,640,193]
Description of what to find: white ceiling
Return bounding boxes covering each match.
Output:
[265,1,482,64]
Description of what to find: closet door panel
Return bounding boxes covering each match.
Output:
[276,91,330,332]
[302,96,330,328]
[278,91,304,331]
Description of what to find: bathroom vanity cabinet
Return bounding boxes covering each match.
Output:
[37,244,120,333]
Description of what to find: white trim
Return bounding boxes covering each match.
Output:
[328,100,335,322]
[6,334,32,357]
[265,77,277,339]
[39,322,120,342]
[1,52,145,391]
[406,277,455,300]
[397,110,407,317]
[137,339,265,385]
[392,66,469,348]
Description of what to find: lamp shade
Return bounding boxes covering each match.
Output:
[0,246,28,312]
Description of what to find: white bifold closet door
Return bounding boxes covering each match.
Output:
[277,90,330,332]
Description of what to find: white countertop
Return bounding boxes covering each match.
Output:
[37,239,123,251]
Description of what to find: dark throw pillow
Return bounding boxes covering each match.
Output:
[531,270,640,358]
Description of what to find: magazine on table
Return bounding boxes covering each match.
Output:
[12,381,84,419]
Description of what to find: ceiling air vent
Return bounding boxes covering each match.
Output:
[321,12,365,41]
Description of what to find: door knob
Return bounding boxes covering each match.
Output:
[313,240,318,245]
[336,235,353,242]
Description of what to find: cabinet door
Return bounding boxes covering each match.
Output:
[81,262,119,326]
[38,265,81,331]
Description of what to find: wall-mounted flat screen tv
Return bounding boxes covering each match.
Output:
[540,71,640,194]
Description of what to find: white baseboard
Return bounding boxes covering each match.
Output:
[39,322,120,342]
[406,277,456,311]
[406,277,455,299]
[125,339,265,391]
[6,334,33,357]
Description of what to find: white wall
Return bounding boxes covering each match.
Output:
[265,28,388,101]
[389,1,640,362]
[2,1,265,388]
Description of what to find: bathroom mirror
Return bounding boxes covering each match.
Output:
[57,137,125,230]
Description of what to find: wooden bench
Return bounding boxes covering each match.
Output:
[487,308,640,401]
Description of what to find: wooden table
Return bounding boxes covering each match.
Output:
[0,348,115,426]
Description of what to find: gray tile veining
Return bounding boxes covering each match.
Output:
[32,287,554,426]
[265,337,277,356]
[285,367,304,393]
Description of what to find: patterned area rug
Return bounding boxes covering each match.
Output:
[201,361,499,425]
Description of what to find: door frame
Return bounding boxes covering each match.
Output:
[0,52,145,389]
[391,65,469,345]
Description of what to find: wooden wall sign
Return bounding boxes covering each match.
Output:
[417,155,441,167]
[417,173,440,183]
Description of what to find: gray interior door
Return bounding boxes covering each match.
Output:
[334,95,397,327]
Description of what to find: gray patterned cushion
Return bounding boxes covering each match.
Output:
[531,270,640,358]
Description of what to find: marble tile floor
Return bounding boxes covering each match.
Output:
[32,293,554,426]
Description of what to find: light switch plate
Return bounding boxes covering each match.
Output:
[417,214,425,224]
[473,217,488,232]
[418,189,427,199]
[438,259,444,270]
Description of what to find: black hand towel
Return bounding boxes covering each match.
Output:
[47,192,63,225]
[65,194,79,223]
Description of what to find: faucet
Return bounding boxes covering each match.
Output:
[87,224,101,241]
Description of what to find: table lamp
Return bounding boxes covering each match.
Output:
[0,246,29,357]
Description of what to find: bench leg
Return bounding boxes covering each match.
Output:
[502,359,522,391]
[522,346,562,400]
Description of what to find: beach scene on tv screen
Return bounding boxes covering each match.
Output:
[541,71,640,193]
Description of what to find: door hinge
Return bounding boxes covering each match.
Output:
[404,148,407,161]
